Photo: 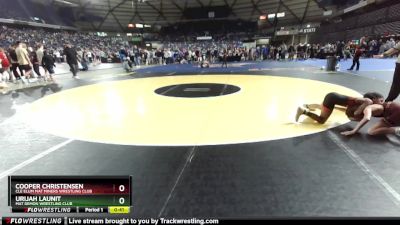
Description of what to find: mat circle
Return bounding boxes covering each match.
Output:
[25,75,361,146]
[155,83,241,98]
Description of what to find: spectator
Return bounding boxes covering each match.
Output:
[15,42,33,82]
[8,44,21,80]
[36,44,45,75]
[347,46,362,71]
[63,43,79,79]
[0,47,11,87]
[41,50,56,82]
[29,47,42,78]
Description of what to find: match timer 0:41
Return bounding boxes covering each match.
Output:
[8,176,132,214]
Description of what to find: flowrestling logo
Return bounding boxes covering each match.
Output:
[3,217,63,224]
[2,217,220,225]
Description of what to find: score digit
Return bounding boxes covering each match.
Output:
[119,197,125,205]
[119,185,125,192]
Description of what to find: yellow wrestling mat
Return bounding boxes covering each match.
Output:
[25,75,361,146]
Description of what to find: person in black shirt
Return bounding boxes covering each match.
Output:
[336,41,344,60]
[42,50,56,82]
[29,47,42,78]
[80,49,89,71]
[221,51,228,68]
[8,44,22,80]
[63,44,79,79]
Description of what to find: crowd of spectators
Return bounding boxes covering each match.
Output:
[2,24,399,66]
[0,26,126,64]
[120,36,400,69]
[1,23,400,88]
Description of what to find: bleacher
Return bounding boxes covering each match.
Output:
[388,3,400,19]
[374,21,400,36]
[0,0,69,26]
[313,2,400,43]
[357,8,386,27]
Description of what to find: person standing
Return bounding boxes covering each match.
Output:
[8,43,21,80]
[29,47,42,79]
[63,44,79,79]
[347,46,362,71]
[119,47,127,62]
[0,47,12,87]
[41,50,56,82]
[221,51,228,68]
[15,42,33,82]
[375,41,400,102]
[36,44,45,76]
[54,50,61,63]
[80,49,89,71]
[344,46,351,61]
[336,41,344,60]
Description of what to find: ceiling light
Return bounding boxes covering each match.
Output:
[54,0,79,7]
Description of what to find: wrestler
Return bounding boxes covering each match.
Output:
[295,92,384,124]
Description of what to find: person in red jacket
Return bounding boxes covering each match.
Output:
[0,47,12,88]
[347,46,362,71]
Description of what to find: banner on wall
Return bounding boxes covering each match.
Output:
[276,27,317,36]
[299,28,317,34]
[242,41,256,49]
[255,39,269,45]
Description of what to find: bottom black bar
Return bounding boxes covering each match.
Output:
[3,217,400,225]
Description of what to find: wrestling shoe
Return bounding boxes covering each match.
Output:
[295,106,307,122]
[303,104,316,111]
[395,127,400,137]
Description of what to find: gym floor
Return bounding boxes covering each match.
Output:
[1,59,400,218]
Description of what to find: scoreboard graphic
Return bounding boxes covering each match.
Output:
[8,176,132,214]
[2,176,218,225]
